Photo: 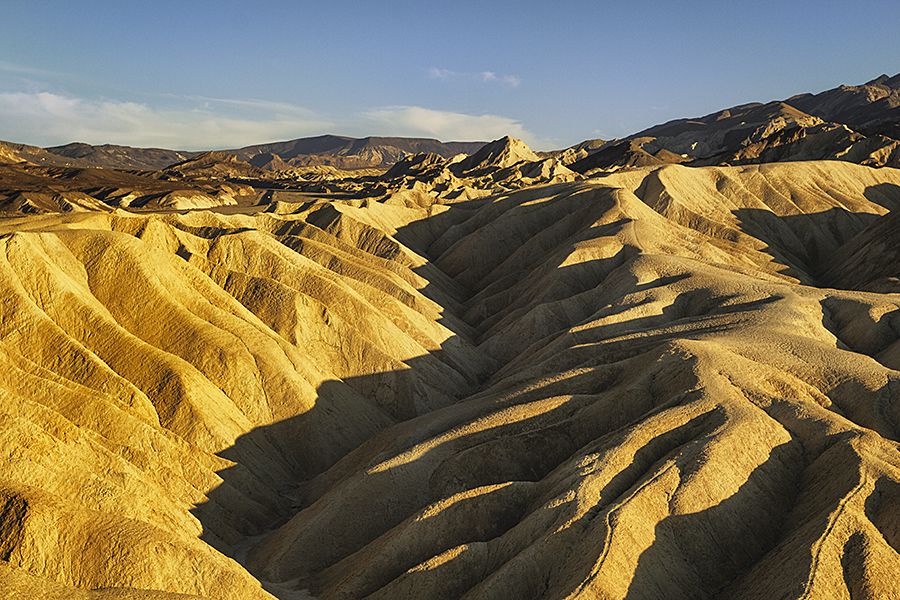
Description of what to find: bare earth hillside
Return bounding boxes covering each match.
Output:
[1,133,900,599]
[571,74,900,174]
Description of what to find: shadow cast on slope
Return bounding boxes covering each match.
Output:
[863,182,900,211]
[732,207,882,284]
[391,182,611,293]
[189,282,744,591]
[189,355,605,598]
[620,439,803,600]
[466,243,642,340]
[188,347,480,555]
[485,269,781,385]
[730,183,900,285]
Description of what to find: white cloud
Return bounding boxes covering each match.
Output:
[429,68,458,81]
[363,106,538,144]
[432,67,521,87]
[0,91,333,149]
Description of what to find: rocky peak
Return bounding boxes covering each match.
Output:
[453,136,540,172]
[382,152,447,179]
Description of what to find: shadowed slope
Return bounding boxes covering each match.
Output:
[2,162,900,598]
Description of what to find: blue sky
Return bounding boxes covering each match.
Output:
[1,0,897,151]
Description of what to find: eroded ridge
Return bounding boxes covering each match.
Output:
[1,161,900,599]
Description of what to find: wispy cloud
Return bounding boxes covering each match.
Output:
[430,67,521,87]
[429,67,459,81]
[0,60,71,79]
[480,72,521,87]
[182,95,322,118]
[363,106,537,144]
[0,91,333,149]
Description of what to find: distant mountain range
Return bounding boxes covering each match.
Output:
[0,135,486,172]
[232,136,486,170]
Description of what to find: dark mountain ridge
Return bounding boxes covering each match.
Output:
[231,136,486,170]
[0,135,488,172]
[570,72,900,174]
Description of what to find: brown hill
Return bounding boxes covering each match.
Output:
[569,137,689,173]
[371,137,579,207]
[692,122,900,169]
[164,151,270,180]
[537,138,608,165]
[0,160,900,598]
[568,73,900,173]
[0,135,487,174]
[0,141,33,165]
[246,152,293,171]
[630,101,823,158]
[44,142,199,170]
[0,140,95,167]
[233,134,357,160]
[787,73,900,137]
[231,136,487,171]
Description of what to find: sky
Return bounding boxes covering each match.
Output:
[0,0,898,152]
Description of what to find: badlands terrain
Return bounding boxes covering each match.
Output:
[1,75,900,599]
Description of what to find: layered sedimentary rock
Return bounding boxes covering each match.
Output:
[1,156,900,599]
